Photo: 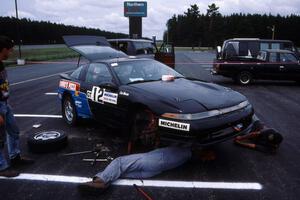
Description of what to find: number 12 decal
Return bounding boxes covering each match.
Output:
[87,86,118,105]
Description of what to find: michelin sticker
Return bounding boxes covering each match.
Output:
[87,86,118,105]
[159,119,190,132]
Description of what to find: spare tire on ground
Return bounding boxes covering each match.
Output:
[27,130,68,153]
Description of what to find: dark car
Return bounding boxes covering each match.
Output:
[212,49,300,85]
[216,38,299,60]
[58,35,255,146]
[108,38,175,68]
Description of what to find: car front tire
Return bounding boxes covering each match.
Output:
[235,71,252,85]
[130,109,158,147]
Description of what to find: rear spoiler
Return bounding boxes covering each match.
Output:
[60,73,72,80]
[63,35,110,47]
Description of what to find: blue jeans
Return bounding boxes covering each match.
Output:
[0,102,20,171]
[95,146,192,184]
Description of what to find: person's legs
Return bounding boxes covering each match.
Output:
[95,153,144,184]
[0,153,8,171]
[79,147,192,194]
[78,153,146,193]
[0,102,8,171]
[94,147,190,182]
[5,104,20,159]
[0,103,19,177]
[123,147,192,178]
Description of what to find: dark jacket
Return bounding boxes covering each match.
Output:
[0,62,9,101]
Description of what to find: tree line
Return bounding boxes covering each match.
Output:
[0,16,128,45]
[164,4,300,47]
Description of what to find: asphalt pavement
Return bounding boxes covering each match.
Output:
[0,51,299,200]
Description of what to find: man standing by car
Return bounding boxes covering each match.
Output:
[0,36,34,177]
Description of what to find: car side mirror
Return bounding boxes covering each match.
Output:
[217,46,222,53]
[99,82,118,90]
[216,46,222,59]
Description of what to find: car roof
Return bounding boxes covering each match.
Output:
[108,38,154,43]
[225,38,293,43]
[261,49,294,53]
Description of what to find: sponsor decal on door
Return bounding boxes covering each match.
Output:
[87,86,118,105]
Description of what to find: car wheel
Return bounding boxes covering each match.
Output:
[236,71,252,85]
[130,109,158,146]
[62,95,77,125]
[27,130,68,153]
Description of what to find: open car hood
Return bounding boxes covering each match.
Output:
[63,35,128,61]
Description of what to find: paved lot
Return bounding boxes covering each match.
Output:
[0,51,299,200]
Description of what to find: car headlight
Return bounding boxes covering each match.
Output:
[161,100,250,120]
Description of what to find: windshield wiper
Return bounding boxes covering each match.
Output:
[184,77,207,82]
[127,79,161,85]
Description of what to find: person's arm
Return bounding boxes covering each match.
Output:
[0,115,5,148]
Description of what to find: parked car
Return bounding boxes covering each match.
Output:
[59,35,255,146]
[212,49,300,85]
[108,38,175,68]
[216,38,299,60]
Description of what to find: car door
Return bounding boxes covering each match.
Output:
[81,62,119,122]
[155,43,175,68]
[258,52,281,79]
[278,53,300,80]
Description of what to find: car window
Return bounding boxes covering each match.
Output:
[133,41,155,55]
[257,51,267,61]
[280,53,298,63]
[269,53,277,62]
[113,60,183,84]
[271,43,280,50]
[283,42,294,51]
[239,42,248,56]
[260,43,269,51]
[70,65,84,80]
[109,41,128,53]
[224,42,239,58]
[85,63,112,85]
[159,44,173,53]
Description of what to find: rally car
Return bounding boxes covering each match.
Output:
[58,35,255,146]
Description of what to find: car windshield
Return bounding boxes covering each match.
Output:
[113,60,184,84]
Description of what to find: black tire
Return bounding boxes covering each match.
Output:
[27,130,68,153]
[130,109,157,146]
[62,95,78,126]
[235,71,252,85]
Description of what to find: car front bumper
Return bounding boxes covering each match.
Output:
[157,104,254,146]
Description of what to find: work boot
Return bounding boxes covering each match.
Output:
[10,154,34,167]
[0,168,19,177]
[78,177,108,195]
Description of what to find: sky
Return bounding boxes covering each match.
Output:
[1,0,300,39]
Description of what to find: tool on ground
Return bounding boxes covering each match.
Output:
[61,143,112,165]
[82,156,114,162]
[234,128,283,154]
[133,184,153,200]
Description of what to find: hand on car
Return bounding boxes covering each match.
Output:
[0,115,4,126]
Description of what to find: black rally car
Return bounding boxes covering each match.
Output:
[58,35,255,145]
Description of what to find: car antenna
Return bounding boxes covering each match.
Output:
[116,36,119,62]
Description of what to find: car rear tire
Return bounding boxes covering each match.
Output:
[130,109,158,147]
[27,130,68,153]
[62,95,78,126]
[235,71,252,85]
